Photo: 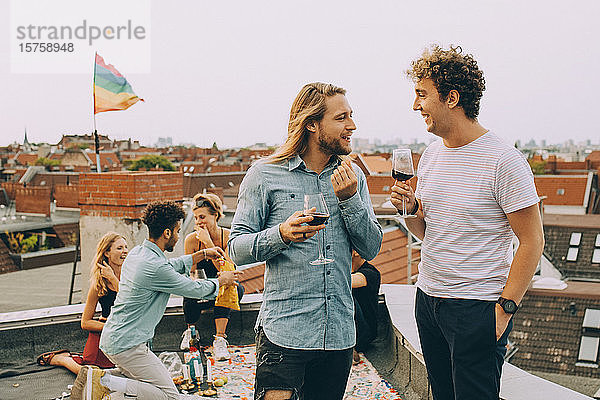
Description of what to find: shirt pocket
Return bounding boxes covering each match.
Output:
[268,192,304,226]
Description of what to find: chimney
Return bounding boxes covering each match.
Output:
[77,171,183,302]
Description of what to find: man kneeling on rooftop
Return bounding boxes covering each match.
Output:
[71,200,241,400]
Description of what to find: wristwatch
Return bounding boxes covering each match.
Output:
[409,198,420,215]
[497,297,518,314]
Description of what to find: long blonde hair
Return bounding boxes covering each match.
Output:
[90,232,124,297]
[267,82,346,164]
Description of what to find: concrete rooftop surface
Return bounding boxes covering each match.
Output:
[1,262,598,399]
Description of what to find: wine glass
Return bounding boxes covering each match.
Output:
[392,148,417,219]
[304,193,333,265]
[190,268,207,281]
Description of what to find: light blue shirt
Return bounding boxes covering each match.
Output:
[100,240,219,355]
[229,155,382,350]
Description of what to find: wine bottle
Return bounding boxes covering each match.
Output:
[189,325,199,351]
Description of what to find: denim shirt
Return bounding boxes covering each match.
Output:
[229,155,382,350]
[100,240,219,355]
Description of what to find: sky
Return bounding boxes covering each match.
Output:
[1,0,599,149]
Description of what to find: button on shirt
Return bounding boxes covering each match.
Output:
[229,155,382,350]
[100,240,219,355]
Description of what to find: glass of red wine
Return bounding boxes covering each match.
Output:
[392,148,417,219]
[304,193,333,265]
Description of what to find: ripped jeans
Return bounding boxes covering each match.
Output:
[254,327,352,400]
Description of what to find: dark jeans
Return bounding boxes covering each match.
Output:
[415,288,512,400]
[183,283,245,324]
[254,327,353,400]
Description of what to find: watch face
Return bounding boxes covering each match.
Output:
[504,300,518,313]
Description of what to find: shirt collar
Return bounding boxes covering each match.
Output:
[288,154,305,171]
[142,239,167,259]
[288,154,342,172]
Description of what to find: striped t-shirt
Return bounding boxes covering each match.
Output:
[415,131,539,301]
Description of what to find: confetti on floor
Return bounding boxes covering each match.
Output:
[200,345,402,399]
[345,352,402,399]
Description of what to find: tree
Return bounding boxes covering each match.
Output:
[128,155,176,171]
[528,159,546,175]
[34,157,61,168]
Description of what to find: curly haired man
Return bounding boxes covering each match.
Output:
[391,45,544,400]
[72,200,240,400]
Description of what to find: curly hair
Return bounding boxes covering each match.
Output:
[406,45,485,120]
[141,200,185,239]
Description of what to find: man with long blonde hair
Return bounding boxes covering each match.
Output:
[230,82,382,400]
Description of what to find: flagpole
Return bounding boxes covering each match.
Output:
[93,51,101,174]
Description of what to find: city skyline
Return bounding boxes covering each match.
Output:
[2,1,599,148]
[3,130,600,149]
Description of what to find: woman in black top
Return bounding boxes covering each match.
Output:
[182,193,244,361]
[36,232,128,374]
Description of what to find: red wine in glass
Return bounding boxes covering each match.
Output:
[306,212,330,226]
[304,193,334,265]
[392,148,417,219]
[392,170,414,182]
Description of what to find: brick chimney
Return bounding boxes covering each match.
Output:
[78,171,183,301]
[547,155,557,174]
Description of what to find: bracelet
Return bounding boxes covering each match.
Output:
[202,249,206,260]
[409,199,420,215]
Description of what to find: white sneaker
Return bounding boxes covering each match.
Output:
[180,327,191,351]
[213,335,230,361]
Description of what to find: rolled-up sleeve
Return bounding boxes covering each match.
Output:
[338,166,382,260]
[229,165,289,265]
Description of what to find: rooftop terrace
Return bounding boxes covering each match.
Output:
[0,275,597,399]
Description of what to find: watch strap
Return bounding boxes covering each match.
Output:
[497,297,518,314]
[409,198,420,215]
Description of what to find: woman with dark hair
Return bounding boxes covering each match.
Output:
[36,232,128,374]
[181,192,245,361]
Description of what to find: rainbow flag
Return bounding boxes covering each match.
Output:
[93,54,143,114]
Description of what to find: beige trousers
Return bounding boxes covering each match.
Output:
[105,342,180,400]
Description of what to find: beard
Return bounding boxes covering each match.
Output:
[164,237,177,252]
[318,131,351,156]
